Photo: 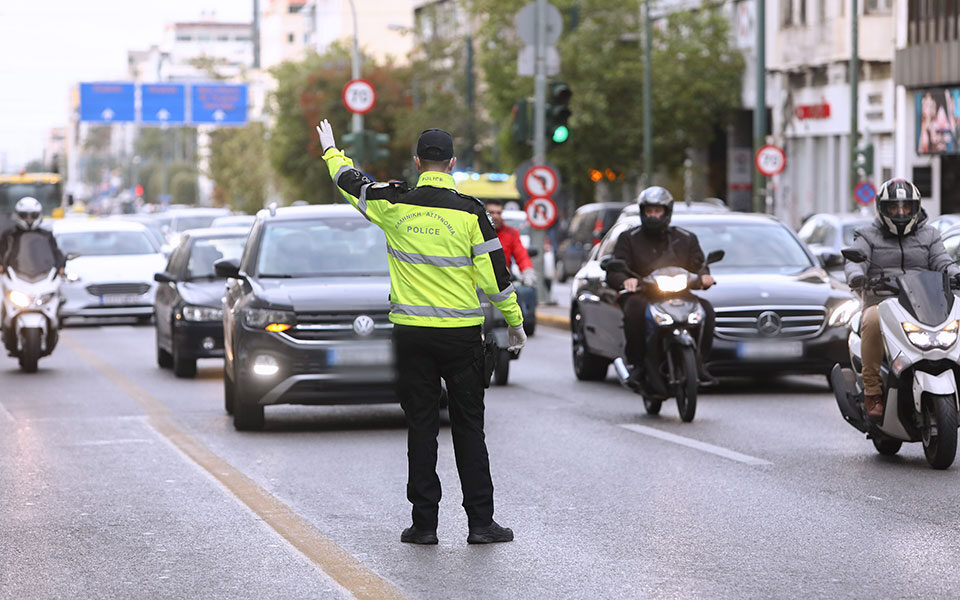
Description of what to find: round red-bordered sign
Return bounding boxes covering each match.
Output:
[523,165,559,198]
[524,196,558,230]
[342,79,376,114]
[755,144,786,177]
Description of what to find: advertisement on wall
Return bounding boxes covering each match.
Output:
[916,87,960,154]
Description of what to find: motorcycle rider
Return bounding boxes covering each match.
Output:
[484,200,537,325]
[845,178,960,420]
[606,186,717,388]
[0,197,65,275]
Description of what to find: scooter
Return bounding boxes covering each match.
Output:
[1,266,62,373]
[831,248,960,469]
[602,251,723,423]
[479,292,520,386]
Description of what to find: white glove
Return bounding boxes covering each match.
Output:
[316,119,336,152]
[521,268,536,287]
[507,324,527,354]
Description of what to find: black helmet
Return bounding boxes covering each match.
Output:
[637,186,673,233]
[876,178,921,236]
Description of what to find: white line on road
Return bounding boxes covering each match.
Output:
[0,401,14,422]
[69,438,154,447]
[618,423,774,466]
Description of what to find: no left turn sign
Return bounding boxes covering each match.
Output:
[524,197,558,230]
[342,79,376,114]
[523,165,559,197]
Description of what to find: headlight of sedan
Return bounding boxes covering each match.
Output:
[828,299,860,327]
[243,307,296,330]
[182,305,223,322]
[65,270,81,282]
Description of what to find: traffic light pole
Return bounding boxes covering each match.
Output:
[850,0,859,196]
[643,0,652,183]
[531,0,548,303]
[753,0,766,213]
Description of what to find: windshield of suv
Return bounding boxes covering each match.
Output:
[56,230,158,256]
[186,236,246,280]
[256,217,388,277]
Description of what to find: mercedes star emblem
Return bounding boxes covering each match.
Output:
[756,311,782,337]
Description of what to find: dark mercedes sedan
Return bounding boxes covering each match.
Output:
[215,205,395,430]
[569,213,857,383]
[154,227,249,377]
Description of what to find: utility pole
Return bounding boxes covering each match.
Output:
[531,0,548,302]
[253,0,261,69]
[347,0,362,137]
[850,0,859,193]
[465,35,475,171]
[643,0,653,185]
[753,0,766,212]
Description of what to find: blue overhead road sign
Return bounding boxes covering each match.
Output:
[141,84,186,125]
[191,84,247,124]
[79,83,135,122]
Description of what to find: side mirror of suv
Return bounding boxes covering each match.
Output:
[214,257,242,279]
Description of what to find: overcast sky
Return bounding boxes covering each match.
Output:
[0,1,251,170]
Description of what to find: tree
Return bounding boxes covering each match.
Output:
[208,122,273,214]
[268,43,414,204]
[24,159,46,172]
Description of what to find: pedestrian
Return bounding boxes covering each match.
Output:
[316,120,526,545]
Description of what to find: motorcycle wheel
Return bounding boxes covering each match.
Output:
[494,349,511,385]
[675,346,699,423]
[871,437,902,456]
[922,394,958,470]
[572,310,610,381]
[18,328,41,373]
[643,396,662,416]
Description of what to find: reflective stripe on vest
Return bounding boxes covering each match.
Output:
[386,244,473,268]
[471,237,502,256]
[390,302,484,319]
[486,282,516,303]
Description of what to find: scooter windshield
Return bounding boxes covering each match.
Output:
[10,232,56,280]
[897,270,954,326]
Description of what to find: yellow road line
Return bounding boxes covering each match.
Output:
[63,334,408,600]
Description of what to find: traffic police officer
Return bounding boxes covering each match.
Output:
[317,120,525,545]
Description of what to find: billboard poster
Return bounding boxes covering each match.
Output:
[916,87,960,154]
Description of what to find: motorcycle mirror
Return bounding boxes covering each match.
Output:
[841,248,867,263]
[527,248,540,258]
[153,272,175,284]
[65,252,80,261]
[600,257,628,272]
[706,250,725,264]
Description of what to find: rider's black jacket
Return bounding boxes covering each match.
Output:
[607,225,709,291]
[0,227,66,271]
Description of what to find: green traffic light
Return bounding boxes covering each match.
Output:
[552,125,569,143]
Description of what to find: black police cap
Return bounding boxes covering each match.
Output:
[416,129,454,161]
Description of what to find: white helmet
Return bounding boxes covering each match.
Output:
[13,197,43,230]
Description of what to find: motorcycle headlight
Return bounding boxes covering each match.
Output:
[828,299,860,327]
[649,304,674,325]
[654,274,688,293]
[935,320,959,348]
[687,305,705,325]
[243,307,295,330]
[8,290,31,308]
[181,305,223,322]
[902,322,934,349]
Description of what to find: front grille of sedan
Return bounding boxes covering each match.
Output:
[86,283,151,296]
[285,311,392,341]
[714,305,826,341]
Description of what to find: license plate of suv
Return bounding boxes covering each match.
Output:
[328,343,392,366]
[737,341,803,359]
[99,294,143,306]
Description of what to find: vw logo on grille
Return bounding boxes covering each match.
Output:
[353,315,375,336]
[757,311,782,336]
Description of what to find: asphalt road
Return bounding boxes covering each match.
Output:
[3,321,960,599]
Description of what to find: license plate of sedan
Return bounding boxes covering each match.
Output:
[99,294,143,306]
[328,343,392,367]
[737,341,804,359]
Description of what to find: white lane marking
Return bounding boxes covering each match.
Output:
[0,401,14,422]
[69,438,154,447]
[618,423,774,466]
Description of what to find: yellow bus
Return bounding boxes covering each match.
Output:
[0,172,63,230]
[453,172,521,208]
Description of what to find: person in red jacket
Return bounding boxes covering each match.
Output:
[485,200,537,332]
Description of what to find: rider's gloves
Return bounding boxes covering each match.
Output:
[521,268,536,287]
[316,119,337,153]
[848,273,865,289]
[507,324,527,354]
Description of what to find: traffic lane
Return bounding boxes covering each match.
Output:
[69,325,960,597]
[0,329,349,600]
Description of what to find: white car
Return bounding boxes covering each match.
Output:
[53,220,167,320]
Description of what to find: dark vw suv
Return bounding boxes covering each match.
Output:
[215,205,395,430]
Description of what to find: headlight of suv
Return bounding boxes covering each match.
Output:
[828,299,860,327]
[182,305,223,322]
[243,307,296,330]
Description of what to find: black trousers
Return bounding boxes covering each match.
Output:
[392,324,494,530]
[621,293,716,368]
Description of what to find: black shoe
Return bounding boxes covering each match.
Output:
[467,521,514,544]
[697,365,718,386]
[626,367,645,391]
[401,525,438,545]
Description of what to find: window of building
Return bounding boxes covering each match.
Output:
[235,35,251,42]
[913,166,933,197]
[781,0,794,27]
[865,0,893,13]
[799,0,807,24]
[176,35,192,41]
[197,35,211,41]
[288,33,295,43]
[910,0,960,44]
[217,35,229,41]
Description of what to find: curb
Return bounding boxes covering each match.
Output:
[536,311,570,330]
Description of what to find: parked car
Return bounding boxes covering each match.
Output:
[211,214,256,229]
[217,205,395,430]
[569,213,856,383]
[928,213,960,234]
[53,219,166,321]
[161,208,232,247]
[797,212,873,276]
[555,202,628,282]
[153,228,249,378]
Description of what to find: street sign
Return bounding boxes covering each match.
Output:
[192,84,247,124]
[854,180,877,206]
[755,144,786,177]
[140,83,186,125]
[515,1,563,46]
[523,165,559,197]
[517,45,560,77]
[342,79,377,115]
[525,196,558,230]
[79,82,135,122]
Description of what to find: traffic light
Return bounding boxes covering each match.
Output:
[341,130,391,165]
[854,143,874,177]
[341,131,363,161]
[368,131,390,162]
[546,81,572,144]
[511,99,531,144]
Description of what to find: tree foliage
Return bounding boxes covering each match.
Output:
[208,122,272,214]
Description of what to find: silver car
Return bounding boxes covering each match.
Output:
[54,219,167,321]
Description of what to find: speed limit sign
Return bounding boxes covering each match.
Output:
[342,79,376,114]
[755,144,786,177]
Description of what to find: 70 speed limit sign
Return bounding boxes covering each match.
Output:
[755,144,786,177]
[342,79,377,114]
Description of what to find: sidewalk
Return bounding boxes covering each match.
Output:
[535,303,570,330]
